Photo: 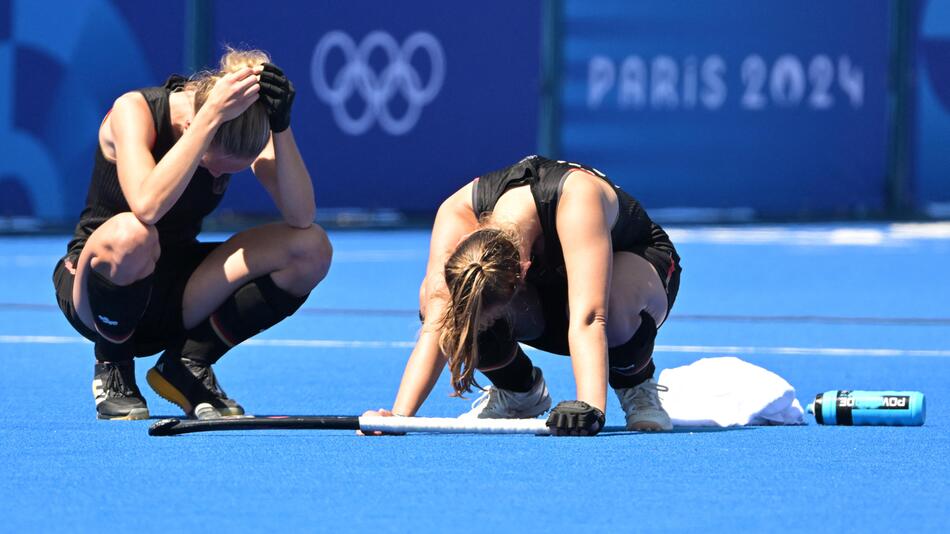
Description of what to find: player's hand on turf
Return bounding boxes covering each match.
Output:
[357,409,405,436]
[206,67,261,123]
[546,400,605,436]
[258,62,295,132]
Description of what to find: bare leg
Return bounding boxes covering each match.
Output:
[605,251,668,346]
[72,212,160,335]
[606,251,672,431]
[144,223,331,418]
[70,212,158,420]
[181,222,332,328]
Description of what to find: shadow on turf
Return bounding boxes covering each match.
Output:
[598,424,755,436]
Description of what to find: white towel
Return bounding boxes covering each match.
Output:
[657,356,805,427]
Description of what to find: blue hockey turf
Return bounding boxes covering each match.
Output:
[1,224,948,531]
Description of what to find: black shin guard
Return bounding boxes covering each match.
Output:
[608,311,658,389]
[87,268,152,346]
[475,319,536,393]
[182,275,308,364]
[480,346,536,393]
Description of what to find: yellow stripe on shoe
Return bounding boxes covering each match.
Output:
[97,407,149,421]
[146,368,194,416]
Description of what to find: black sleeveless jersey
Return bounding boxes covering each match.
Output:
[66,76,230,258]
[471,155,678,283]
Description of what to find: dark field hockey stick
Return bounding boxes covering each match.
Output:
[149,415,552,436]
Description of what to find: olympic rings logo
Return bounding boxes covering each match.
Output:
[311,31,446,136]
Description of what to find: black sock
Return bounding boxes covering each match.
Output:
[611,360,656,389]
[480,347,536,392]
[179,275,308,365]
[94,339,136,363]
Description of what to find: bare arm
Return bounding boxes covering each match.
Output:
[251,127,315,228]
[556,172,618,413]
[113,68,260,224]
[390,183,478,416]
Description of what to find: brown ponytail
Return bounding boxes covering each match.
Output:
[189,47,271,158]
[439,227,521,395]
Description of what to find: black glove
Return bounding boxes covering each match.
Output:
[258,62,295,132]
[546,400,605,436]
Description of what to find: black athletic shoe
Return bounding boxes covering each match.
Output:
[146,353,245,418]
[92,361,149,420]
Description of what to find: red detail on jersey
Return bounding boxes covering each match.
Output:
[666,254,676,285]
[210,312,240,347]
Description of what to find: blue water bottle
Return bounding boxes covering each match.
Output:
[807,390,926,426]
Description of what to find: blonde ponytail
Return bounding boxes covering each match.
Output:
[189,47,272,158]
[439,227,521,395]
[218,47,270,73]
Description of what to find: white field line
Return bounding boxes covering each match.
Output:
[666,223,950,247]
[2,335,949,358]
[3,222,950,268]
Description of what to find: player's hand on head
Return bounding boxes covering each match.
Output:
[206,66,261,123]
[257,62,295,132]
[546,400,605,436]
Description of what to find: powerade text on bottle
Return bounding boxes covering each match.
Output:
[807,390,925,426]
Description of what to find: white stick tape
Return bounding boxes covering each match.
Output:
[358,416,551,435]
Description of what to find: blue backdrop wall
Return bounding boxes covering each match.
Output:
[1,1,948,225]
[0,0,185,224]
[211,0,541,216]
[0,0,540,223]
[915,0,950,217]
[556,0,892,220]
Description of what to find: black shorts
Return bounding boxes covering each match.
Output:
[520,244,682,356]
[52,241,220,357]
